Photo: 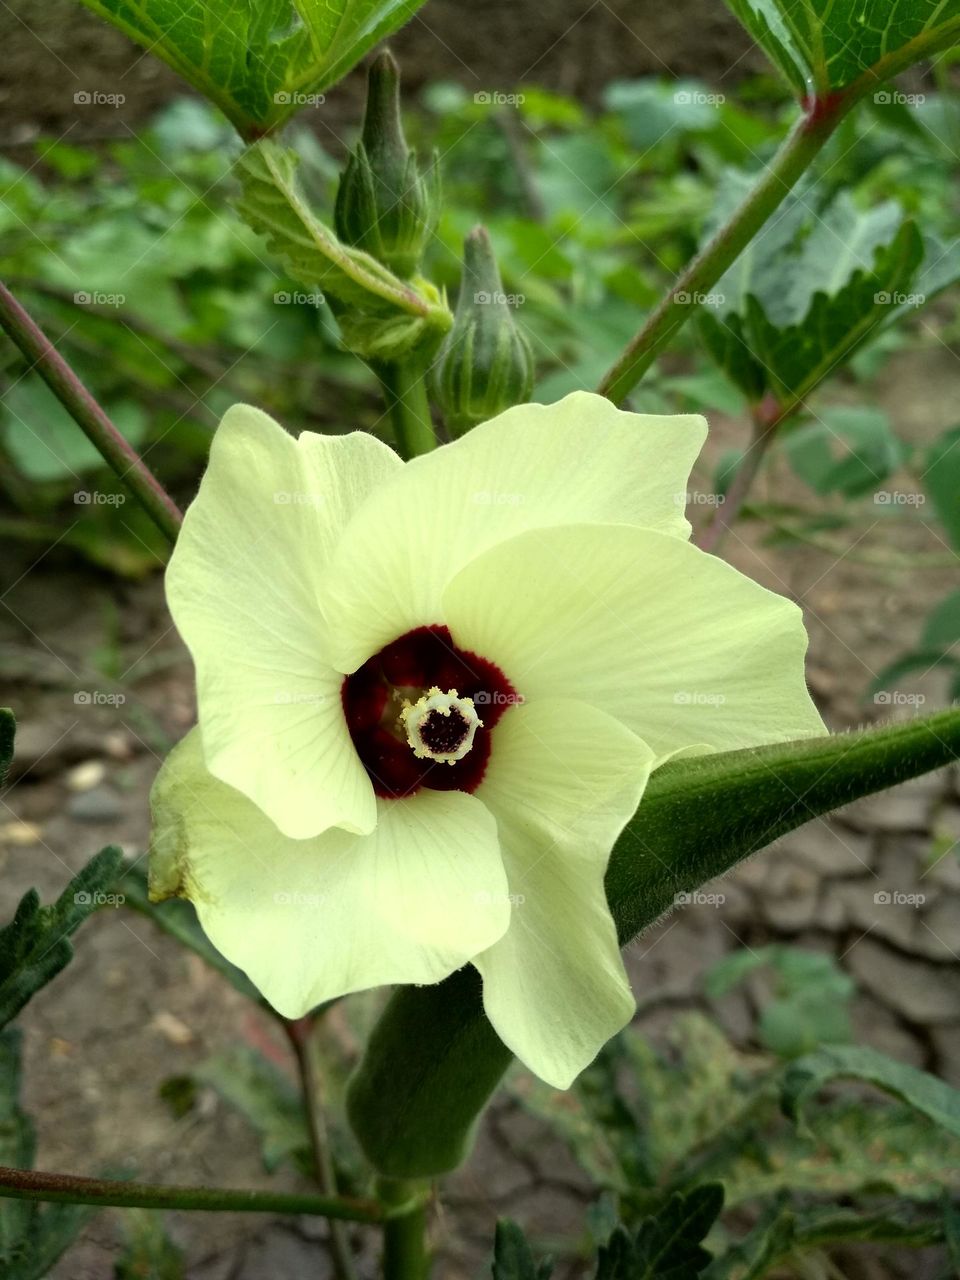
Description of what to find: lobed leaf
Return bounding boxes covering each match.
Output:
[782,1043,960,1137]
[0,1030,94,1280]
[722,0,960,99]
[595,1185,723,1280]
[0,847,124,1031]
[73,0,429,136]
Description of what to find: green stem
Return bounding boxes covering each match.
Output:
[379,363,436,458]
[697,399,781,553]
[286,1017,359,1280]
[379,1178,429,1280]
[596,15,960,405]
[0,1166,383,1221]
[0,280,182,544]
[597,110,839,403]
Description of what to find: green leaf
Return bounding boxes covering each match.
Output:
[701,220,924,405]
[73,0,429,136]
[0,847,124,1030]
[0,1029,95,1280]
[114,1210,185,1280]
[782,1044,960,1137]
[348,709,960,1178]
[784,405,905,498]
[706,1200,944,1280]
[921,589,960,649]
[2,379,148,482]
[924,424,960,549]
[119,865,266,1008]
[234,140,451,358]
[492,1220,554,1280]
[595,1185,723,1279]
[706,946,854,1058]
[722,0,960,99]
[194,1046,311,1173]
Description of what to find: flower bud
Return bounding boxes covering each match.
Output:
[334,50,440,279]
[432,226,534,434]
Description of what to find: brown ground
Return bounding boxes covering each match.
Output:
[1,338,959,1277]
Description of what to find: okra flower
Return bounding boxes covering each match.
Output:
[149,392,824,1088]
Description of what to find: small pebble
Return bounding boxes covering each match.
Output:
[66,759,106,792]
[67,785,123,822]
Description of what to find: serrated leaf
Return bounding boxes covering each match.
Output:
[701,219,924,406]
[782,1044,960,1137]
[194,1046,311,1173]
[705,1200,943,1280]
[0,847,124,1030]
[492,1220,554,1280]
[235,141,439,318]
[74,0,429,136]
[595,1185,723,1279]
[0,1029,94,1280]
[722,0,960,99]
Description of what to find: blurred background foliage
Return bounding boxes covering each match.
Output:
[1,72,959,682]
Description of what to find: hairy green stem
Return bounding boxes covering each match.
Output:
[0,1166,383,1221]
[596,18,960,405]
[0,280,182,544]
[597,110,839,403]
[286,1017,359,1280]
[379,363,436,458]
[379,1178,429,1280]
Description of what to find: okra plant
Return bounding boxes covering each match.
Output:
[1,0,959,1277]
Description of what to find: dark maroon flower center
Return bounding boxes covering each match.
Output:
[342,625,518,798]
[419,707,470,755]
